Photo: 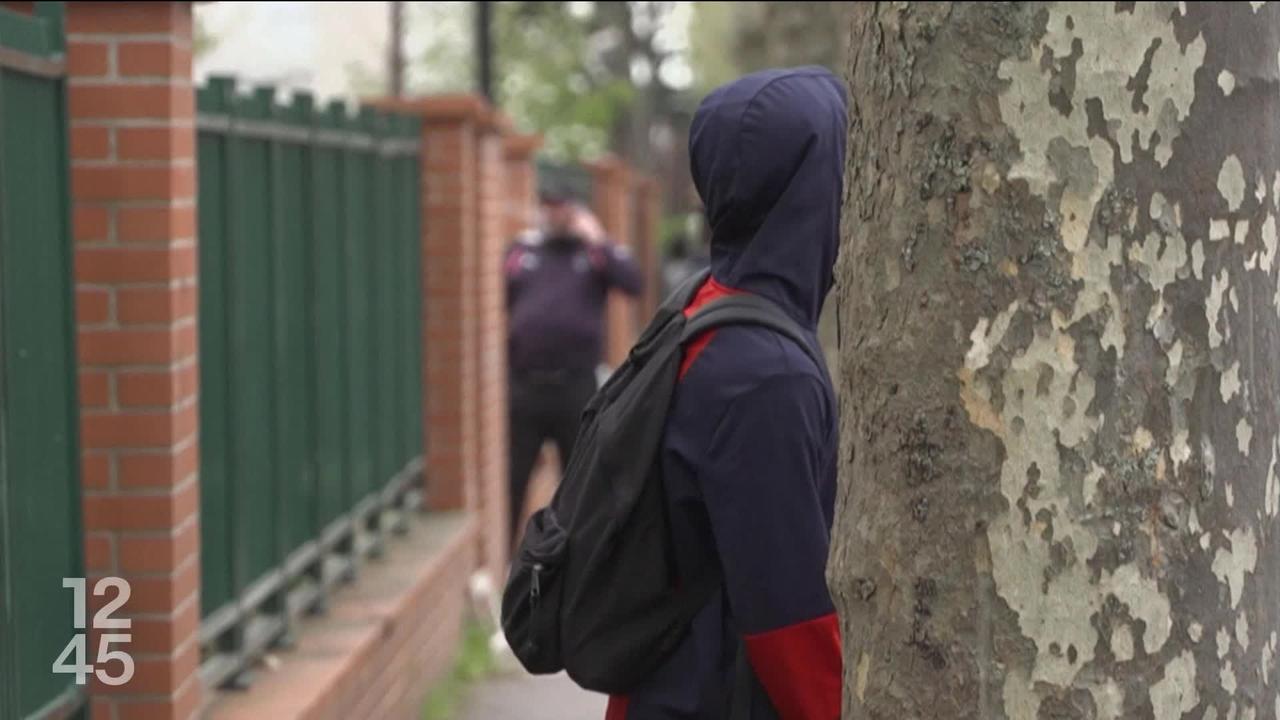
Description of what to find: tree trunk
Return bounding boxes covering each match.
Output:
[830,3,1280,719]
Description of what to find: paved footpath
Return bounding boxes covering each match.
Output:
[458,671,607,720]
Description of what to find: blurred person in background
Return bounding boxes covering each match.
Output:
[504,182,643,548]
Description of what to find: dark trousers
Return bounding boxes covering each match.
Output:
[508,369,597,549]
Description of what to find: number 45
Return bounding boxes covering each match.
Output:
[52,578,134,686]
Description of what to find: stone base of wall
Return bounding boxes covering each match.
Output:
[207,513,478,720]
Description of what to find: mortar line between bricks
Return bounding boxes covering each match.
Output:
[111,516,196,541]
[78,361,196,374]
[70,77,194,88]
[116,435,198,456]
[68,33,187,42]
[72,120,196,131]
[73,159,197,169]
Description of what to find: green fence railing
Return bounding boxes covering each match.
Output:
[0,4,84,719]
[196,77,425,689]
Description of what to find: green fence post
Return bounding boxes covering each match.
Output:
[288,90,327,612]
[0,4,86,716]
[356,105,388,560]
[406,113,425,508]
[331,99,365,584]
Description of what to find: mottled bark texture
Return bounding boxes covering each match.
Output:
[830,3,1280,719]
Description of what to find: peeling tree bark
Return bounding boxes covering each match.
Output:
[830,3,1280,719]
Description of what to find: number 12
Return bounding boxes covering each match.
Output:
[53,578,134,686]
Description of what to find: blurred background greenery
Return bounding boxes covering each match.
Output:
[197,1,847,246]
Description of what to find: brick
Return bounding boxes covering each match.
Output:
[73,164,195,202]
[82,480,197,532]
[71,125,112,160]
[91,698,114,720]
[82,452,112,490]
[126,560,197,614]
[118,41,191,79]
[97,640,198,696]
[116,369,176,407]
[69,85,194,121]
[76,246,196,284]
[85,533,115,573]
[75,205,111,243]
[67,2,191,36]
[78,324,196,365]
[80,369,112,407]
[81,403,197,449]
[117,521,197,574]
[116,205,195,243]
[117,126,195,161]
[68,40,111,77]
[114,676,201,720]
[129,599,199,654]
[118,443,198,488]
[117,285,196,325]
[77,287,112,325]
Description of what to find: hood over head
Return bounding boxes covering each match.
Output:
[689,66,847,328]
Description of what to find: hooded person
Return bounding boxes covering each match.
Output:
[605,67,845,720]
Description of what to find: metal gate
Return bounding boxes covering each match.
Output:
[0,3,85,719]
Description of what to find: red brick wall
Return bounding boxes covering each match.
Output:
[67,2,201,718]
[372,95,518,578]
[633,175,662,316]
[586,156,637,367]
[503,134,541,239]
[207,519,478,720]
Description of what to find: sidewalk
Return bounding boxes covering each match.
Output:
[458,671,607,720]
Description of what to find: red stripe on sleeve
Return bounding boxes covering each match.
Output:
[743,613,842,720]
[605,695,629,720]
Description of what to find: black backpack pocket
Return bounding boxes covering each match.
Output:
[501,507,569,674]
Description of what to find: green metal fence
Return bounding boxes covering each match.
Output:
[196,77,425,689]
[0,4,85,719]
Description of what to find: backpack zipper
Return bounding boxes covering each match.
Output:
[531,563,543,606]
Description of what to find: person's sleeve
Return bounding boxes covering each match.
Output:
[701,374,841,720]
[587,242,643,296]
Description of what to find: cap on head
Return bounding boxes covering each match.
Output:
[538,176,577,206]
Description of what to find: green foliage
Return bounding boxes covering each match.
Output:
[392,2,846,168]
[194,15,221,60]
[689,1,846,92]
[402,2,690,162]
[413,2,477,94]
[420,619,496,720]
[687,1,748,94]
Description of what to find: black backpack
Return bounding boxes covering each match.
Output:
[501,269,826,694]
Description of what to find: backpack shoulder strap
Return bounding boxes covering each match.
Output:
[659,266,712,314]
[681,294,827,374]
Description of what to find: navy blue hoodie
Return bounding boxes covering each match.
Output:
[608,68,846,720]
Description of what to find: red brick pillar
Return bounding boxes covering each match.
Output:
[372,95,512,576]
[408,96,484,515]
[632,175,661,316]
[586,156,636,368]
[502,133,542,239]
[473,112,509,576]
[67,2,201,719]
